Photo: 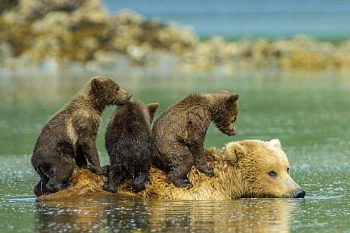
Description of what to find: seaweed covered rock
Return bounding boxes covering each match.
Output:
[0,0,197,69]
[3,0,106,22]
[0,0,350,72]
[179,36,350,72]
[0,0,19,14]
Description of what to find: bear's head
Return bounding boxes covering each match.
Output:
[208,92,239,136]
[223,139,305,198]
[88,76,131,106]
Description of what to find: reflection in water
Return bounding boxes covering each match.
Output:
[147,199,299,233]
[35,197,299,233]
[35,196,151,233]
[2,73,350,232]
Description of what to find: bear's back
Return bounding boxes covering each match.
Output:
[105,101,153,159]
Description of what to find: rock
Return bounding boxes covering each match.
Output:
[0,0,350,73]
[3,0,105,22]
[0,0,19,14]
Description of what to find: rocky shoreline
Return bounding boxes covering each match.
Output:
[1,0,350,74]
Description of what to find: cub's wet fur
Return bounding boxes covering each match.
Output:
[31,76,130,196]
[104,100,159,193]
[152,92,239,188]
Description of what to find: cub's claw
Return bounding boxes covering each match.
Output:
[197,165,214,177]
[173,178,193,189]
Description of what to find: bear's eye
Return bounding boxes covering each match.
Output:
[287,168,290,173]
[268,171,277,177]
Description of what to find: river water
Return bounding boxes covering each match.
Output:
[0,72,350,232]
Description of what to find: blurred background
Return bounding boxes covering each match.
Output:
[1,1,350,232]
[106,0,350,39]
[1,0,350,73]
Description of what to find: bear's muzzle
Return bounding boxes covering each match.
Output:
[292,189,306,198]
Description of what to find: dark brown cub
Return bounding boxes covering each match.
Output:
[31,76,131,196]
[152,92,239,188]
[104,100,159,193]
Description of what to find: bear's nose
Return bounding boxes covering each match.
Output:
[293,189,306,198]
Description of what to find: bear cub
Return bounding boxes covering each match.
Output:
[153,92,239,188]
[31,76,131,196]
[104,99,159,193]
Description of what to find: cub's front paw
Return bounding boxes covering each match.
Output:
[132,182,146,193]
[173,178,193,189]
[65,181,74,189]
[95,166,108,176]
[199,165,214,177]
[103,184,117,193]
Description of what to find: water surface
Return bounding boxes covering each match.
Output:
[104,0,350,39]
[0,72,349,232]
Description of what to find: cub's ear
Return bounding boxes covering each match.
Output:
[267,139,282,149]
[223,142,246,164]
[91,78,101,90]
[147,103,159,123]
[227,94,239,105]
[230,94,239,101]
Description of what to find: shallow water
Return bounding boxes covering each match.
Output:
[0,72,350,232]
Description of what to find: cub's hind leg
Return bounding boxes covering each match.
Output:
[44,155,75,193]
[165,143,194,188]
[103,163,125,193]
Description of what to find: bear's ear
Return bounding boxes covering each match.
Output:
[147,103,159,123]
[267,139,282,149]
[223,142,246,163]
[227,94,239,105]
[91,78,101,90]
